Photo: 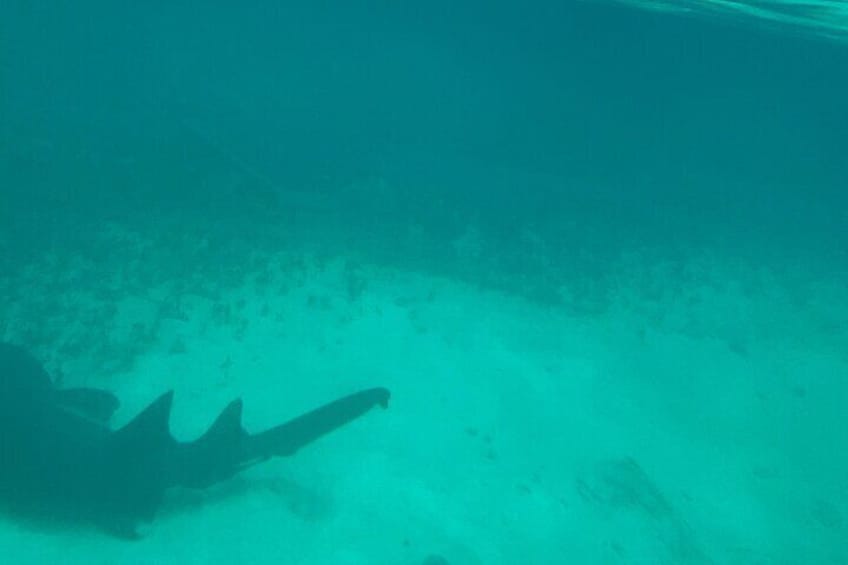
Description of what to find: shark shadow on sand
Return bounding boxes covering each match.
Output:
[0,342,390,538]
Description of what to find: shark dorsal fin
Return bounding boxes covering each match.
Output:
[174,399,247,489]
[115,391,174,444]
[200,398,244,443]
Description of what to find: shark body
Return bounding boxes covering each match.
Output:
[0,342,389,537]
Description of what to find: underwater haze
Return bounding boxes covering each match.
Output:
[1,1,846,564]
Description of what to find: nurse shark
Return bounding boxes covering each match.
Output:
[0,342,389,537]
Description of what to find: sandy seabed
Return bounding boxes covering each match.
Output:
[0,226,845,565]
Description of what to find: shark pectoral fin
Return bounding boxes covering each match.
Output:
[53,387,121,423]
[248,387,391,459]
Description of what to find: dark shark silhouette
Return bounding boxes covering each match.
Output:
[0,342,389,537]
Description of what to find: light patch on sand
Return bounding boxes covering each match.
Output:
[1,241,846,564]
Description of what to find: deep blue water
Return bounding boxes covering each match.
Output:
[2,1,846,274]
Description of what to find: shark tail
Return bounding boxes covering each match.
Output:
[247,387,391,458]
[177,387,390,489]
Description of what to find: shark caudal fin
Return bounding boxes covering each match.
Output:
[246,387,391,459]
[176,387,391,489]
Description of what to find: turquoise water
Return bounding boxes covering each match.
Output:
[1,2,846,563]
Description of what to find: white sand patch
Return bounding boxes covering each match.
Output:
[2,248,845,564]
